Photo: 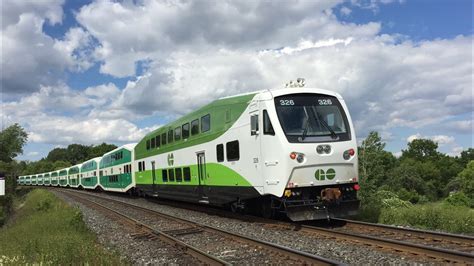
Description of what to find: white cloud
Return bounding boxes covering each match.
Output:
[407,133,455,146]
[340,6,352,16]
[75,0,382,77]
[1,1,95,96]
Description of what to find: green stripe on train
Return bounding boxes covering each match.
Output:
[135,93,256,160]
[135,163,252,187]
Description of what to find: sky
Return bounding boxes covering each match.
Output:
[1,0,472,161]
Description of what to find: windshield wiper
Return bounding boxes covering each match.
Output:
[300,118,310,141]
[311,107,338,140]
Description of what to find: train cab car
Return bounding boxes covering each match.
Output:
[134,85,359,221]
[68,164,82,188]
[81,157,101,190]
[99,144,136,193]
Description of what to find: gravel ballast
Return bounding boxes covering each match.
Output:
[51,190,199,265]
[53,189,435,265]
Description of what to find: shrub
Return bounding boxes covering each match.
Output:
[443,192,472,207]
[0,189,124,264]
[379,203,474,234]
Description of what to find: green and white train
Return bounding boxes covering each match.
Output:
[18,86,360,221]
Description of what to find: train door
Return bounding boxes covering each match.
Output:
[249,102,263,187]
[260,108,280,195]
[151,161,158,196]
[196,152,208,203]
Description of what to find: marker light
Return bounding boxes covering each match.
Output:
[353,184,360,191]
[290,152,297,160]
[348,148,355,156]
[296,153,305,163]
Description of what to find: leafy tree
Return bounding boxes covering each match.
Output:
[89,143,117,158]
[358,131,396,195]
[459,148,474,167]
[402,138,439,161]
[455,160,474,200]
[0,123,28,162]
[66,144,90,165]
[46,147,69,162]
[53,160,71,170]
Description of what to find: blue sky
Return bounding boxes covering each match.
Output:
[1,0,472,161]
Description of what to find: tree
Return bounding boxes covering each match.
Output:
[358,131,396,194]
[402,139,439,162]
[46,147,69,162]
[66,144,91,164]
[459,148,474,167]
[456,161,474,200]
[53,160,71,170]
[0,123,28,162]
[89,143,117,158]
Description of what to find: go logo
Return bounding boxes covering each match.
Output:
[167,153,174,166]
[314,168,336,180]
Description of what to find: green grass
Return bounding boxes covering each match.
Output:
[379,203,474,234]
[0,189,126,264]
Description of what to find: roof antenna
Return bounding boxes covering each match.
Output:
[285,78,305,88]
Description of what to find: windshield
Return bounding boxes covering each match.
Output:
[275,94,351,143]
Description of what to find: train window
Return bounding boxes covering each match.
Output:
[168,129,173,143]
[201,114,210,132]
[155,135,161,148]
[250,114,259,135]
[226,140,240,161]
[191,119,199,135]
[161,133,167,145]
[182,123,190,139]
[174,127,181,141]
[183,167,191,181]
[263,110,275,135]
[151,137,156,149]
[175,168,182,182]
[216,144,224,162]
[142,161,146,171]
[168,169,175,181]
[146,140,151,150]
[162,169,168,182]
[138,162,142,172]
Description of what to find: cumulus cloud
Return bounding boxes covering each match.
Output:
[407,133,455,146]
[2,83,151,145]
[1,0,95,96]
[106,35,472,138]
[75,0,382,77]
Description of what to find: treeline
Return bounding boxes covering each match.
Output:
[20,143,118,175]
[358,131,474,222]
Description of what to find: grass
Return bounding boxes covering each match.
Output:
[0,189,126,264]
[378,202,474,234]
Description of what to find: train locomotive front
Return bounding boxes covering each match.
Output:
[255,88,359,221]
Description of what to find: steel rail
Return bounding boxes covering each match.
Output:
[333,218,474,246]
[61,189,343,266]
[299,224,474,264]
[62,190,229,266]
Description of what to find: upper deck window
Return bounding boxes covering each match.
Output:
[275,94,350,143]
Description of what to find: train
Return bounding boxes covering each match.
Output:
[18,84,360,221]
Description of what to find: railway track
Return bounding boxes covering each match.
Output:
[59,189,341,265]
[297,223,474,264]
[331,218,474,254]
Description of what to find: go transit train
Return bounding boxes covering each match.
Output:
[18,84,360,221]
